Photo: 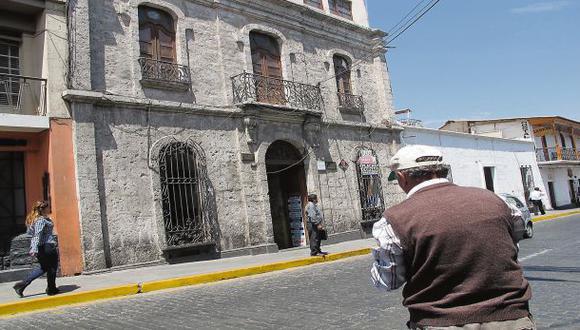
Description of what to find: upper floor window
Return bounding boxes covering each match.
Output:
[304,0,323,9]
[250,32,282,79]
[250,32,285,104]
[333,54,352,95]
[138,6,175,63]
[329,0,352,19]
[0,41,21,108]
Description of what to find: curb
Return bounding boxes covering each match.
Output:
[0,248,371,318]
[532,210,580,223]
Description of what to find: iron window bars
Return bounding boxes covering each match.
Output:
[159,141,214,248]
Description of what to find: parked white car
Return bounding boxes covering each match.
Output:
[497,193,533,239]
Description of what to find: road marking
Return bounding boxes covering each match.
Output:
[519,249,552,262]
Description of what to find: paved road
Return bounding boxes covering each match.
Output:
[1,214,579,329]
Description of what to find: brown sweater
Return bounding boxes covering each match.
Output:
[384,182,531,327]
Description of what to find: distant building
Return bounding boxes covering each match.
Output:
[441,116,580,209]
[403,127,547,208]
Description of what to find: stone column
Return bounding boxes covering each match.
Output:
[71,102,108,271]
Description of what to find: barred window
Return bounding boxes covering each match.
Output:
[304,0,323,9]
[138,6,176,63]
[159,142,205,247]
[329,0,353,19]
[356,148,385,223]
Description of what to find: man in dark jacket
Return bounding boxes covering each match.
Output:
[371,145,534,329]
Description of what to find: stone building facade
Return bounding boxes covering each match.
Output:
[65,0,403,271]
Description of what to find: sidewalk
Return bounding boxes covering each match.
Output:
[531,207,580,222]
[0,238,375,315]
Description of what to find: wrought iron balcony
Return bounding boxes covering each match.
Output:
[0,73,47,116]
[536,147,579,162]
[231,72,323,112]
[138,58,191,90]
[337,92,364,113]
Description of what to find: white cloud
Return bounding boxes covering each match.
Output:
[511,1,571,14]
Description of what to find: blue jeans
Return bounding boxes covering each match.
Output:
[22,244,58,291]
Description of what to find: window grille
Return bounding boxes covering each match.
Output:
[0,42,20,109]
[356,148,385,223]
[159,141,211,247]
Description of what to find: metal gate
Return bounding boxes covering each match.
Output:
[356,148,385,223]
[159,141,212,247]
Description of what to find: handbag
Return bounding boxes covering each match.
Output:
[319,229,328,241]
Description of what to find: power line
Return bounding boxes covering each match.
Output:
[317,0,442,86]
[386,0,441,45]
[387,0,432,35]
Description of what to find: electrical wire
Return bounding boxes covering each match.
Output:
[317,0,443,86]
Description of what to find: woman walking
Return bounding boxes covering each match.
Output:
[13,201,60,297]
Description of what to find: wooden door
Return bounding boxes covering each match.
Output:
[250,32,284,104]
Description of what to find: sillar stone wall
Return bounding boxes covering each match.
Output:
[67,0,403,271]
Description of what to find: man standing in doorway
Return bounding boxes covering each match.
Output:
[529,187,546,215]
[305,194,328,256]
[371,145,534,329]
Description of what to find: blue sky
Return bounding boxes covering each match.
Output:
[366,0,580,128]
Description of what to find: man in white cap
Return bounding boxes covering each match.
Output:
[371,145,534,329]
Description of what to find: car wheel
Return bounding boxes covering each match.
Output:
[524,223,533,239]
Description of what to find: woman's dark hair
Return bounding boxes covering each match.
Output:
[307,194,318,202]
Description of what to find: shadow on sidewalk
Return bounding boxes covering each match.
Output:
[58,284,81,294]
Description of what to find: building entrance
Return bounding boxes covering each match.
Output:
[0,152,26,264]
[265,141,308,250]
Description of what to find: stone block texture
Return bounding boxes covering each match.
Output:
[67,0,403,271]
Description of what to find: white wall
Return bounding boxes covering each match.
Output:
[403,127,550,208]
[540,166,580,208]
[470,120,532,141]
[288,0,369,27]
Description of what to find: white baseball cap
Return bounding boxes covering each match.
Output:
[388,145,445,181]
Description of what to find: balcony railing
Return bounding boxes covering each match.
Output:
[536,147,579,162]
[231,72,323,112]
[337,92,364,113]
[138,58,191,89]
[0,74,47,116]
[397,118,424,127]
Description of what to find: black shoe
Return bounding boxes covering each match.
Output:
[13,282,25,298]
[46,288,60,296]
[318,251,329,256]
[310,252,319,256]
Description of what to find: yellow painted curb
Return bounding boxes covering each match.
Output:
[532,210,580,223]
[141,248,371,293]
[0,247,371,317]
[0,284,138,318]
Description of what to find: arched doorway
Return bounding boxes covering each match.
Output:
[265,141,308,250]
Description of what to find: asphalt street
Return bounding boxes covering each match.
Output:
[1,214,579,330]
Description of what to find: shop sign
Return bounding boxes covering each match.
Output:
[358,149,379,175]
